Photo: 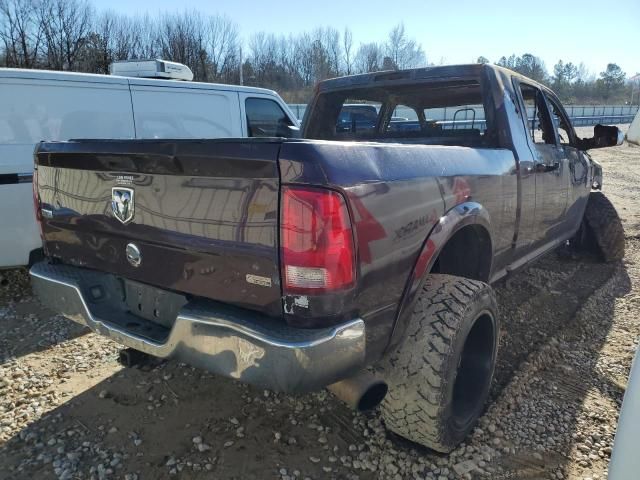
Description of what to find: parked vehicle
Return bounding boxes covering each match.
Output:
[0,60,298,268]
[609,345,640,479]
[29,64,625,452]
[335,103,379,133]
[628,108,640,145]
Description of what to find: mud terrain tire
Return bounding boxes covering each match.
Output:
[378,274,499,452]
[581,192,625,262]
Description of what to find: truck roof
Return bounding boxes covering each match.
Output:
[315,63,535,92]
[0,67,281,97]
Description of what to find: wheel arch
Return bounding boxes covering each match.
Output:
[430,222,493,282]
[384,201,494,353]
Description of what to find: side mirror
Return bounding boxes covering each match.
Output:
[276,122,301,139]
[285,124,301,139]
[583,124,624,149]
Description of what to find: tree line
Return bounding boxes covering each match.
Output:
[0,0,636,104]
[481,54,633,104]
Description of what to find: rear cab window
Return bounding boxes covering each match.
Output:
[304,78,495,147]
[245,97,294,137]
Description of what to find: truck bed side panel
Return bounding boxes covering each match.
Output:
[278,141,517,353]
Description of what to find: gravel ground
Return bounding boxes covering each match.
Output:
[1,127,639,480]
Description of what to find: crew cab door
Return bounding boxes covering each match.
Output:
[542,92,592,236]
[516,81,569,248]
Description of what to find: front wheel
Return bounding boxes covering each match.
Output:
[573,192,625,262]
[378,274,499,452]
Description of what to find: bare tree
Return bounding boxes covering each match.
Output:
[207,14,239,82]
[112,15,135,60]
[343,26,353,75]
[156,11,207,79]
[355,42,383,73]
[248,31,283,86]
[129,14,159,60]
[292,32,313,86]
[385,23,425,70]
[0,0,43,67]
[83,10,115,73]
[322,27,340,78]
[38,0,93,70]
[75,11,133,73]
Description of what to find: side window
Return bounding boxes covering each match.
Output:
[544,95,574,146]
[519,84,555,145]
[245,98,293,137]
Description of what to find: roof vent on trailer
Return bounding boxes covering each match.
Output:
[109,59,194,81]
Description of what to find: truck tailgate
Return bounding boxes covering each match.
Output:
[35,139,283,316]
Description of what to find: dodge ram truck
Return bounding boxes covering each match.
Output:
[30,64,625,452]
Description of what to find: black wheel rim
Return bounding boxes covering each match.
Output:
[451,312,495,430]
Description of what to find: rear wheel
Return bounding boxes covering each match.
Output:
[378,274,499,452]
[573,192,625,262]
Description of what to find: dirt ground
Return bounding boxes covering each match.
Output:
[1,127,639,480]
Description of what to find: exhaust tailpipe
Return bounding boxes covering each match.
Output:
[327,371,388,411]
[118,348,151,368]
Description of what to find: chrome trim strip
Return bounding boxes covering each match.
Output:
[29,262,366,392]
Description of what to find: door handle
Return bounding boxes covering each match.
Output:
[536,162,560,173]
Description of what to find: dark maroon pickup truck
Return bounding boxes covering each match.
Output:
[30,64,625,451]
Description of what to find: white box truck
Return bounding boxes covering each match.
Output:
[0,60,298,268]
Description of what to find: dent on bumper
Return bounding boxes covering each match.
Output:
[29,262,366,393]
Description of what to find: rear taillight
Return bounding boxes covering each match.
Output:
[280,186,355,294]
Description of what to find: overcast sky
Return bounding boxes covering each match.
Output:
[94,0,640,78]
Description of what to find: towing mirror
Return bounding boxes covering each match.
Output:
[585,124,625,149]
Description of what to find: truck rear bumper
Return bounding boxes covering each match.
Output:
[29,262,366,393]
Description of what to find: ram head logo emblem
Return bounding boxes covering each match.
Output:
[111,187,134,224]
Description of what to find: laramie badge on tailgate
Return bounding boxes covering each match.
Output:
[112,187,134,224]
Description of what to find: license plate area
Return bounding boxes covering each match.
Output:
[123,279,187,329]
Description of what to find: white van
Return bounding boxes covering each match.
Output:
[0,63,298,268]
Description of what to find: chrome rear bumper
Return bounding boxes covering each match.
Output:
[29,262,366,393]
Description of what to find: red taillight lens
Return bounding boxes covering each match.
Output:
[281,186,355,294]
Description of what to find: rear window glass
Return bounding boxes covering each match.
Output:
[305,80,493,147]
